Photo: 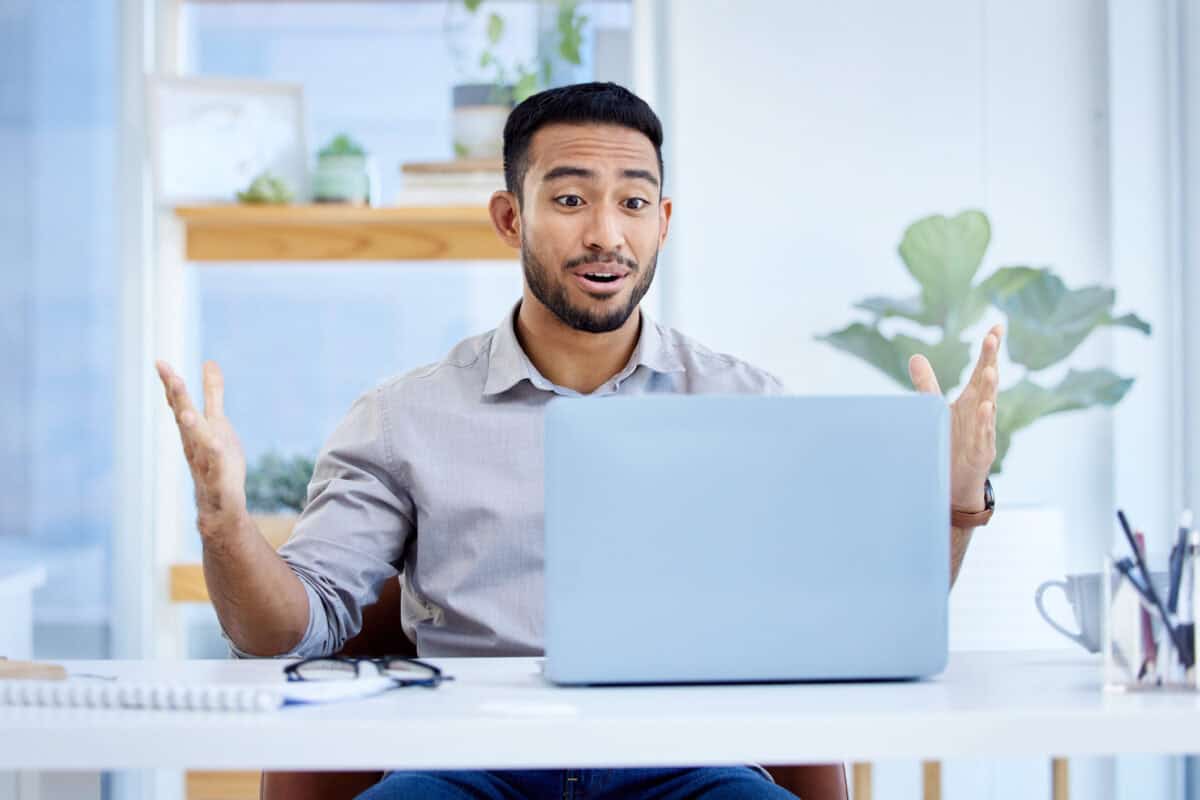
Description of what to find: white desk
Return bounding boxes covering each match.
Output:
[2,651,1199,772]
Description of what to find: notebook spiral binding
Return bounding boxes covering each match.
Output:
[0,680,282,712]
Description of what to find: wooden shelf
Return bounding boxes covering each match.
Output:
[173,205,516,262]
[170,563,210,603]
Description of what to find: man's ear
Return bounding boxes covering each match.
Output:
[488,190,522,250]
[658,195,673,249]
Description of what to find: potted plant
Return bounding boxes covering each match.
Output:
[235,171,293,205]
[244,450,316,548]
[817,210,1153,653]
[447,0,588,159]
[816,209,1151,474]
[312,133,370,205]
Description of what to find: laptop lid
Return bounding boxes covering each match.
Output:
[543,394,949,685]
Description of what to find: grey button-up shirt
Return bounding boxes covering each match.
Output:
[248,304,784,659]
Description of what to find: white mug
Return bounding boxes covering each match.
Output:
[1035,570,1168,653]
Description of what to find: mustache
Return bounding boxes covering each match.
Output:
[563,252,638,271]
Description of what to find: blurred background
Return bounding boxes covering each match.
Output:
[2,0,1199,798]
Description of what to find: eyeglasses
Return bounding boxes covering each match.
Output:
[283,656,451,689]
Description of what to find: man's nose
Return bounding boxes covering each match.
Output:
[582,207,624,254]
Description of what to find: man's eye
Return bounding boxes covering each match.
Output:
[555,195,584,208]
[625,198,650,210]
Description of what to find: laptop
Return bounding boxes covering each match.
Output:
[542,394,950,685]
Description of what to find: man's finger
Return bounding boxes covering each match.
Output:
[159,367,193,452]
[179,408,223,478]
[978,400,997,456]
[908,354,943,395]
[157,362,199,422]
[180,408,217,451]
[979,365,998,402]
[978,399,995,430]
[156,361,177,411]
[203,361,225,419]
[965,324,1004,390]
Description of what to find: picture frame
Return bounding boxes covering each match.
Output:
[148,76,308,205]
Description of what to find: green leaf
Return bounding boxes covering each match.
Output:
[898,210,991,330]
[236,171,293,205]
[853,264,1030,332]
[1107,312,1152,335]
[992,368,1134,473]
[463,0,484,12]
[513,71,539,104]
[854,295,939,326]
[245,450,316,513]
[954,265,1041,334]
[486,12,504,45]
[556,1,585,65]
[317,133,366,158]
[816,323,971,394]
[989,268,1150,371]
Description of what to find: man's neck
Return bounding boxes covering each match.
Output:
[514,290,642,395]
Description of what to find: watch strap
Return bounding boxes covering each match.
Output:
[951,505,994,528]
[952,478,994,528]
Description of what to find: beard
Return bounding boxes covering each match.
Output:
[521,232,658,334]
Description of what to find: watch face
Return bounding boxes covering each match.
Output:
[984,478,995,511]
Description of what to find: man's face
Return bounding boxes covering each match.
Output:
[516,123,671,334]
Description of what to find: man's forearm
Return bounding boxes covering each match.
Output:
[201,510,311,657]
[949,524,974,588]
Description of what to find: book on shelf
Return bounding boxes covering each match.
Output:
[395,158,504,207]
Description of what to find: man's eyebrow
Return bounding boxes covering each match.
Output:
[542,166,594,182]
[621,169,660,188]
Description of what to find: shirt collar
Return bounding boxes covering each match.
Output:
[481,302,686,397]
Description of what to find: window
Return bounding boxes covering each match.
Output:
[0,1,119,659]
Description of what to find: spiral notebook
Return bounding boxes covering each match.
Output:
[0,675,400,712]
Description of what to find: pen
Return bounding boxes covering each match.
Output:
[1169,510,1193,615]
[1134,533,1159,680]
[1187,530,1200,682]
[1116,510,1192,668]
[1116,557,1151,597]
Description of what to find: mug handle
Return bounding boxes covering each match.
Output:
[1035,580,1090,649]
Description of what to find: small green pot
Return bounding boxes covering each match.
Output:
[312,153,370,205]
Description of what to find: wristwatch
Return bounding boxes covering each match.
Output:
[951,478,994,528]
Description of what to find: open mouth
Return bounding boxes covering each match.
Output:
[574,271,629,294]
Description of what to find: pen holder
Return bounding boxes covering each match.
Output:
[1102,556,1197,691]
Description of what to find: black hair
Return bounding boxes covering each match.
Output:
[502,82,664,203]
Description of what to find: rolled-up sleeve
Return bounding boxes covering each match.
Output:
[228,384,414,659]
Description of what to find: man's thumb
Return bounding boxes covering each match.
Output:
[908,354,942,395]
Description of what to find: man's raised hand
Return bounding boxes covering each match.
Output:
[155,360,249,539]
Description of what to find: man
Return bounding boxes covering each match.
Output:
[157,82,1001,799]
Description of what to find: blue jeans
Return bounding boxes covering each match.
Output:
[355,766,797,799]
